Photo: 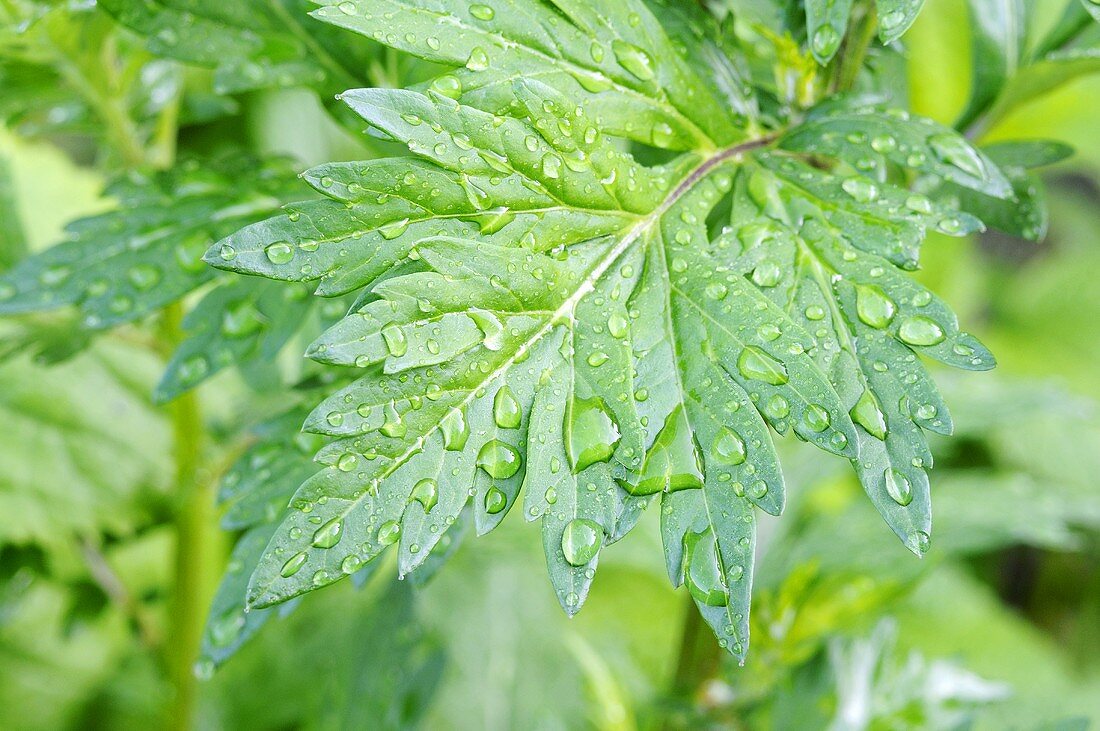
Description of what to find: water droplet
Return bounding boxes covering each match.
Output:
[476,206,514,234]
[312,518,343,548]
[484,486,508,513]
[912,530,931,553]
[884,468,913,506]
[218,244,237,261]
[758,323,781,341]
[209,609,245,648]
[337,0,355,13]
[469,309,505,351]
[264,241,294,265]
[127,264,161,290]
[938,216,962,234]
[751,261,781,287]
[651,122,674,147]
[561,518,603,566]
[469,3,494,20]
[431,74,462,99]
[635,406,704,493]
[683,531,728,607]
[764,394,790,419]
[541,153,562,179]
[850,390,887,439]
[881,9,906,30]
[381,324,408,357]
[705,282,728,300]
[337,453,358,471]
[566,397,620,473]
[608,313,629,339]
[712,427,747,465]
[870,135,897,153]
[929,133,986,179]
[586,351,609,367]
[377,520,401,545]
[466,46,489,71]
[221,300,262,337]
[802,404,831,432]
[906,194,933,214]
[898,316,945,346]
[611,40,655,80]
[477,440,522,479]
[811,25,840,58]
[380,402,406,438]
[326,411,344,428]
[379,218,410,240]
[842,177,879,203]
[855,284,897,329]
[410,478,438,512]
[178,355,209,384]
[441,408,469,450]
[493,385,522,429]
[737,346,789,385]
[280,551,308,578]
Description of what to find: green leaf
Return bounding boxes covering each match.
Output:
[0,334,170,554]
[876,0,926,44]
[979,46,1100,132]
[779,102,1014,199]
[155,277,318,402]
[1082,0,1100,23]
[309,0,749,150]
[0,148,27,270]
[0,155,297,334]
[217,410,324,530]
[98,0,374,95]
[0,3,175,146]
[1032,1,1096,58]
[198,523,284,671]
[208,0,1002,657]
[956,0,1025,130]
[945,140,1071,241]
[806,0,854,64]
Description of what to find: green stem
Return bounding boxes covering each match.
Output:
[831,1,878,94]
[161,302,219,731]
[661,593,724,730]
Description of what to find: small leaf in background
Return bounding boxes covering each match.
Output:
[944,140,1073,241]
[877,0,927,44]
[806,0,854,64]
[956,0,1025,130]
[0,155,298,335]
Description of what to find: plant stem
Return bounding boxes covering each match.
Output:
[831,1,878,94]
[160,302,219,731]
[660,593,724,730]
[670,594,723,696]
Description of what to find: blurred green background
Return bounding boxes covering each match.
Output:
[2,0,1100,729]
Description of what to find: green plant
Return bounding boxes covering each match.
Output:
[3,0,1100,728]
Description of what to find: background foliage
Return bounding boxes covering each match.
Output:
[1,0,1099,729]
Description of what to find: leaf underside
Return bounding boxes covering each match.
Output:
[199,0,1011,661]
